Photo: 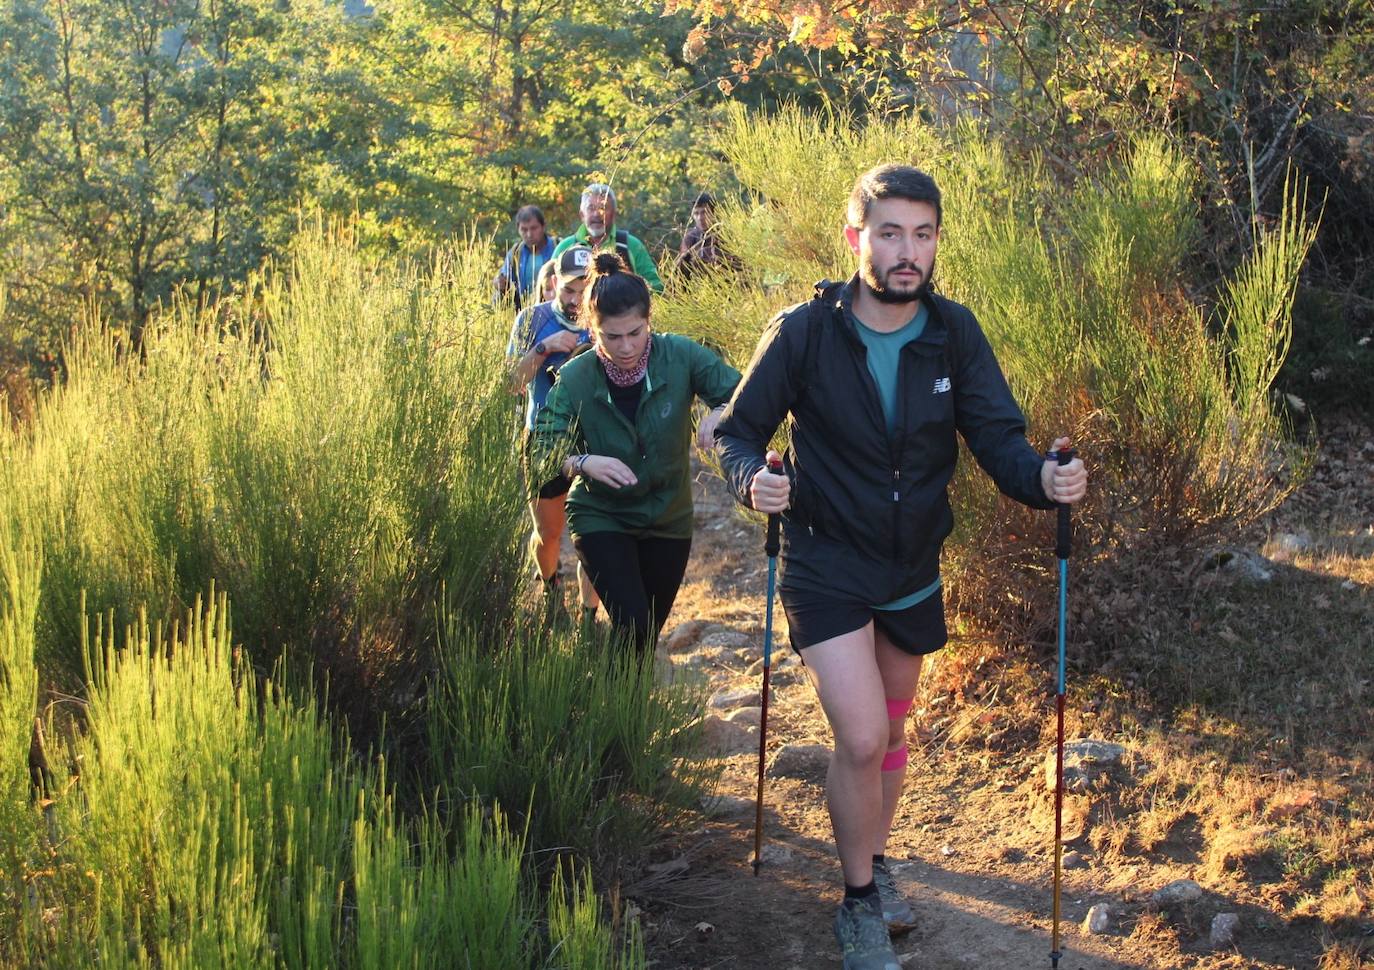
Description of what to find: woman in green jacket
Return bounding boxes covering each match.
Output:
[534,252,741,651]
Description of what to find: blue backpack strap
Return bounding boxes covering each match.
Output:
[518,302,556,351]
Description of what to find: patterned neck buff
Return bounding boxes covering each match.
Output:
[596,332,652,388]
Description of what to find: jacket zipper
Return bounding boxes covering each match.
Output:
[890,347,907,581]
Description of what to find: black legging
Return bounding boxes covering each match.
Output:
[573,532,692,653]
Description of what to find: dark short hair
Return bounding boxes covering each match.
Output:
[847,164,942,228]
[585,251,651,325]
[515,204,545,225]
[692,191,715,210]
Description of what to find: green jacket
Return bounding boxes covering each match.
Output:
[552,224,664,293]
[533,333,740,539]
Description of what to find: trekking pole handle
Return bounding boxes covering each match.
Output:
[1048,448,1075,560]
[764,457,784,558]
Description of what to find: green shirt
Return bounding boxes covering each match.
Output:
[853,304,929,436]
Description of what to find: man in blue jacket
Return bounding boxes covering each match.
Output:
[508,244,599,625]
[495,204,559,309]
[716,164,1088,970]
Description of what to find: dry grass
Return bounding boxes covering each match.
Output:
[910,417,1373,960]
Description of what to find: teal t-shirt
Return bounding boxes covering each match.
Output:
[854,305,936,611]
[853,305,928,436]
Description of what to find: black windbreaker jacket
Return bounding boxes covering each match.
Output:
[715,277,1055,603]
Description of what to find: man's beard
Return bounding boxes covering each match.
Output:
[860,254,935,305]
[558,297,580,320]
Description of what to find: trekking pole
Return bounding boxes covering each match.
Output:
[752,455,784,876]
[1048,446,1075,969]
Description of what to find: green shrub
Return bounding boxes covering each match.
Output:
[2,221,669,965]
[0,224,529,746]
[546,859,645,970]
[0,518,41,960]
[2,591,637,968]
[427,618,716,875]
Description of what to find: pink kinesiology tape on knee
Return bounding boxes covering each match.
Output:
[881,745,909,772]
[886,697,914,720]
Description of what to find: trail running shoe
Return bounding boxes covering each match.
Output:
[833,896,901,970]
[872,859,917,934]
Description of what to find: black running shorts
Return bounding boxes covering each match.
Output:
[781,585,948,656]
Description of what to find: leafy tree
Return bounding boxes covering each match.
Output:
[0,0,383,347]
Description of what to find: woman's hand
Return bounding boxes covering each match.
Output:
[1040,436,1088,504]
[581,455,639,489]
[749,449,791,513]
[697,405,726,451]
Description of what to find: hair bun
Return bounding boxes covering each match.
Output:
[591,251,626,275]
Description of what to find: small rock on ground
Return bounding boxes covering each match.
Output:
[1044,739,1127,793]
[1210,912,1240,947]
[662,619,712,653]
[1151,879,1203,906]
[768,742,831,780]
[699,628,754,650]
[699,715,758,756]
[709,685,758,709]
[1083,903,1111,934]
[1062,850,1088,869]
[677,646,738,670]
[757,842,793,865]
[725,706,762,727]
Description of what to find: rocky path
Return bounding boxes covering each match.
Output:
[622,467,1333,970]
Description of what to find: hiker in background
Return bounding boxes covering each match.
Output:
[533,257,558,305]
[551,184,664,294]
[676,191,734,280]
[533,253,739,652]
[716,163,1088,970]
[495,204,559,309]
[508,245,600,628]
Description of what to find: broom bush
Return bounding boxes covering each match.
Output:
[0,224,680,966]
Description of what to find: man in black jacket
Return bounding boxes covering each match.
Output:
[715,164,1087,970]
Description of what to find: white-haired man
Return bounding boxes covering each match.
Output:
[551,183,663,293]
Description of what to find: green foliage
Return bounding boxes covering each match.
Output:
[546,859,645,970]
[0,223,686,966]
[1,225,527,744]
[427,618,716,874]
[0,589,639,968]
[673,0,1374,415]
[353,800,532,969]
[0,520,40,957]
[0,0,383,343]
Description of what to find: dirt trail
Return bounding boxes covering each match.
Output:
[621,464,1343,970]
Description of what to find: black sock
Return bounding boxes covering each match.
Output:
[844,880,878,901]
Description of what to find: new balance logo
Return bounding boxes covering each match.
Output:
[932,377,951,394]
